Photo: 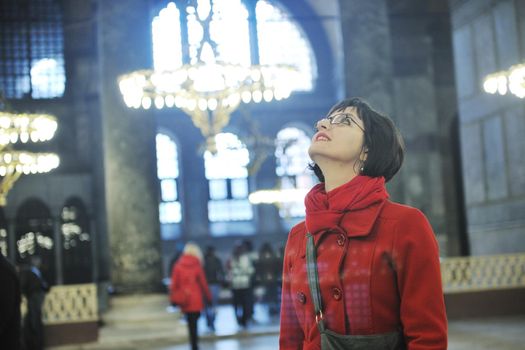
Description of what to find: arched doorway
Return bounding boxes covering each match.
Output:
[16,198,55,284]
[61,197,92,284]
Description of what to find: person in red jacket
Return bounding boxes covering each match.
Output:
[170,242,211,350]
[279,97,448,350]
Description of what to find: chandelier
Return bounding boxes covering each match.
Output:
[483,63,525,98]
[0,110,60,206]
[117,0,298,152]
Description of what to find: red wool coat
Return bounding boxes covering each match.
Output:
[279,199,448,350]
[170,254,212,313]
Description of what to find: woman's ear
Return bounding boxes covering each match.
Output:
[361,148,368,161]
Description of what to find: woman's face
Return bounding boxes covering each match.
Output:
[308,106,367,167]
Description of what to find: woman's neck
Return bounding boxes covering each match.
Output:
[319,162,359,192]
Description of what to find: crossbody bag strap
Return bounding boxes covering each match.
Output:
[305,232,326,332]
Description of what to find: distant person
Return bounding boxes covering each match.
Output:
[20,255,49,350]
[241,239,258,322]
[228,242,255,328]
[255,242,280,315]
[0,253,22,349]
[203,246,225,331]
[170,243,211,350]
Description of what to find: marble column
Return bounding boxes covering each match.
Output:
[339,0,395,113]
[387,1,461,256]
[338,0,403,200]
[97,0,162,292]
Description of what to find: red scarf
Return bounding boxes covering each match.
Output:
[305,175,389,237]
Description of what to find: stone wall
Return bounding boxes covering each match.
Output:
[449,0,525,254]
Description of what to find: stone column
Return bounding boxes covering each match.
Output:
[97,0,162,292]
[338,0,403,200]
[387,1,462,256]
[339,0,395,113]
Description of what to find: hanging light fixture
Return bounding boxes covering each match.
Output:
[117,0,299,152]
[0,109,59,206]
[483,63,525,98]
[0,111,58,149]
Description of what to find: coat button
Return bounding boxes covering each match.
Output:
[336,233,346,246]
[332,287,342,300]
[297,292,306,304]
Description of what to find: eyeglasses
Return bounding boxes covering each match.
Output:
[315,113,365,132]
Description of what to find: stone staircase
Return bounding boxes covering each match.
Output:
[97,294,187,347]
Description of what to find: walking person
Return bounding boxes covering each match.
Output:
[170,243,211,350]
[0,253,22,349]
[229,242,255,329]
[241,239,258,323]
[279,97,447,349]
[255,242,280,315]
[203,246,225,332]
[20,255,49,350]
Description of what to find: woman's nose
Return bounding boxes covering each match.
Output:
[316,118,330,130]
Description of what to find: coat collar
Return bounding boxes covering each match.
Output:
[299,199,386,257]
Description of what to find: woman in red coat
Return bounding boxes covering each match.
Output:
[279,97,447,350]
[170,242,211,350]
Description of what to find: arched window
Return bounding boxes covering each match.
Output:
[16,198,55,284]
[256,0,317,91]
[61,198,92,284]
[204,132,252,226]
[156,133,182,239]
[151,0,316,90]
[187,0,251,66]
[275,126,316,218]
[152,2,183,71]
[0,0,65,98]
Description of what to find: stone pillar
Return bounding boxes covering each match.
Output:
[339,1,463,256]
[339,0,395,112]
[449,0,525,254]
[97,0,162,292]
[338,0,402,199]
[387,1,462,256]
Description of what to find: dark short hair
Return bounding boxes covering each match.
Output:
[310,97,405,182]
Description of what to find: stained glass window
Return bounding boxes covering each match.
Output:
[275,127,316,217]
[151,0,315,90]
[0,0,65,98]
[156,133,182,231]
[204,133,253,222]
[256,0,316,91]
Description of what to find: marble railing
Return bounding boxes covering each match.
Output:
[21,283,98,325]
[441,253,525,293]
[21,254,524,325]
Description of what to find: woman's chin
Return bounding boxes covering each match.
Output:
[308,143,328,159]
